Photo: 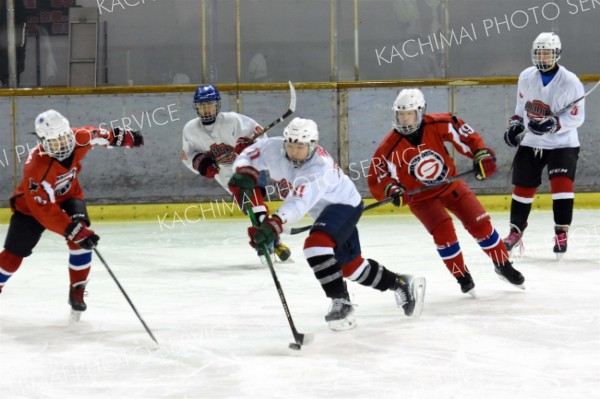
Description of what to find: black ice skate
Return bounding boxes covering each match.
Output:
[325,292,356,331]
[503,223,526,256]
[456,271,476,297]
[274,238,292,262]
[553,228,568,260]
[393,274,426,317]
[494,261,525,289]
[68,283,87,321]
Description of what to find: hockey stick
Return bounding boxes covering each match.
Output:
[215,81,296,165]
[93,248,159,345]
[515,79,600,142]
[288,170,473,235]
[246,206,313,350]
[252,80,297,139]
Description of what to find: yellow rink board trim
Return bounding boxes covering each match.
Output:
[0,193,598,224]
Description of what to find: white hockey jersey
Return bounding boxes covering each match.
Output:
[182,112,263,189]
[233,137,361,225]
[516,66,585,149]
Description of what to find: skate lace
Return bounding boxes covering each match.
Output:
[329,298,353,313]
[554,232,567,247]
[505,230,522,246]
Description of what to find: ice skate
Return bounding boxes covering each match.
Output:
[325,294,356,331]
[553,228,568,260]
[274,238,292,262]
[393,274,426,318]
[456,271,476,298]
[68,283,87,321]
[494,261,525,290]
[503,223,526,256]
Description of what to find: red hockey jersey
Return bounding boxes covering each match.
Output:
[368,113,486,202]
[10,127,116,236]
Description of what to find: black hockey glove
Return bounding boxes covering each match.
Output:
[528,116,560,135]
[193,153,220,178]
[65,221,99,250]
[385,183,410,207]
[111,128,144,148]
[503,115,525,147]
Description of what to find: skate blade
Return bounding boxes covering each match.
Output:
[496,275,526,290]
[70,309,83,321]
[328,316,356,332]
[409,277,426,318]
[555,252,565,261]
[465,288,477,298]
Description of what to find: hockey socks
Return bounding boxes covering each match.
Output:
[304,232,345,298]
[67,244,92,287]
[0,250,23,292]
[477,228,510,265]
[436,242,468,278]
[510,186,536,231]
[343,258,397,292]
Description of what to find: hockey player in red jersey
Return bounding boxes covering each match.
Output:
[368,89,525,296]
[0,109,143,318]
[502,32,585,259]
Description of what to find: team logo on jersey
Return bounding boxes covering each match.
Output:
[525,100,552,120]
[275,179,292,199]
[408,149,449,185]
[209,143,235,164]
[54,168,77,196]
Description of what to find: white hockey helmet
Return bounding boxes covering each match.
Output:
[283,117,319,167]
[531,32,561,72]
[34,109,75,161]
[392,88,426,135]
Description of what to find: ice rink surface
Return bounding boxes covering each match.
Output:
[1,210,599,399]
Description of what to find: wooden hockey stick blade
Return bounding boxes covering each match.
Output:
[288,170,473,235]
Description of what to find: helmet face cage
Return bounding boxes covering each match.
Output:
[283,117,319,168]
[392,89,426,135]
[531,33,561,72]
[35,110,75,161]
[193,85,221,124]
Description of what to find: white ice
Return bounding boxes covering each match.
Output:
[1,210,599,399]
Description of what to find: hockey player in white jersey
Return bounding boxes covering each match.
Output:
[503,32,585,258]
[228,117,425,331]
[181,84,291,262]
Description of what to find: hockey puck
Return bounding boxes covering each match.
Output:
[288,343,301,350]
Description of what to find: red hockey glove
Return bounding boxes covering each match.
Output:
[503,115,525,147]
[228,166,260,204]
[192,153,220,178]
[385,183,410,207]
[65,221,99,250]
[473,148,496,180]
[111,128,144,148]
[250,216,283,246]
[234,136,255,154]
[209,143,236,165]
[528,116,560,135]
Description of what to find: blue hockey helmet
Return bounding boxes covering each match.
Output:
[193,84,221,124]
